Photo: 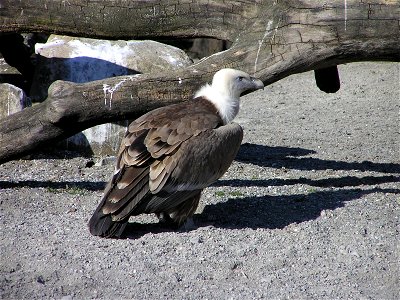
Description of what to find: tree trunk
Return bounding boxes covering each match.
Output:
[0,0,399,164]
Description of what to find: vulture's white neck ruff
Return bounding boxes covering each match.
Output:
[194,68,264,125]
[195,84,240,124]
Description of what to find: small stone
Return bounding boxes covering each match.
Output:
[36,275,45,284]
[95,156,117,166]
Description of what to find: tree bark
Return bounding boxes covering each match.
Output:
[0,0,250,40]
[0,0,399,164]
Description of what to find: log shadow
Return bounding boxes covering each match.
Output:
[0,180,105,191]
[236,143,400,174]
[30,56,140,101]
[0,74,30,92]
[213,175,400,189]
[26,137,96,159]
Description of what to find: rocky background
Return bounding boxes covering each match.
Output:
[1,37,399,299]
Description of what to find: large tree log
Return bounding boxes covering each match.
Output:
[0,0,399,164]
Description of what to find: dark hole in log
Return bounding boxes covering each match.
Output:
[157,38,232,60]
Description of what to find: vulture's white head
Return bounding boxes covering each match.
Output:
[195,68,264,124]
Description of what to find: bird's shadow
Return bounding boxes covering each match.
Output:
[122,222,179,238]
[120,186,400,239]
[195,187,400,230]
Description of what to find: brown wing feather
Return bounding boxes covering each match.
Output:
[102,166,149,214]
[91,99,221,217]
[139,122,243,218]
[163,122,244,191]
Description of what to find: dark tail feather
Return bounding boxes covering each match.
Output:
[88,206,128,238]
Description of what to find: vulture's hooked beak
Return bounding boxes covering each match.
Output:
[250,77,264,90]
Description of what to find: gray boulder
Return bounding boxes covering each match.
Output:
[0,83,31,118]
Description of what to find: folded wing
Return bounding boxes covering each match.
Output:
[88,100,243,237]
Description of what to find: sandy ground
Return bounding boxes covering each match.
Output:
[1,62,399,299]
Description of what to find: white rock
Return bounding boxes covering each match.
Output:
[30,35,192,156]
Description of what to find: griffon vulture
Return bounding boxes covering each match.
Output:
[89,68,264,237]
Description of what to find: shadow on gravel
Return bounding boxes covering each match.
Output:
[120,187,400,238]
[197,187,400,230]
[0,180,106,191]
[121,223,179,239]
[236,143,400,174]
[214,175,400,188]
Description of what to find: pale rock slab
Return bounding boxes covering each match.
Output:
[30,35,192,156]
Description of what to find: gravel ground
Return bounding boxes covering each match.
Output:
[1,62,399,299]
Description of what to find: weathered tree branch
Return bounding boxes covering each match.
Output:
[0,0,253,40]
[0,0,399,164]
